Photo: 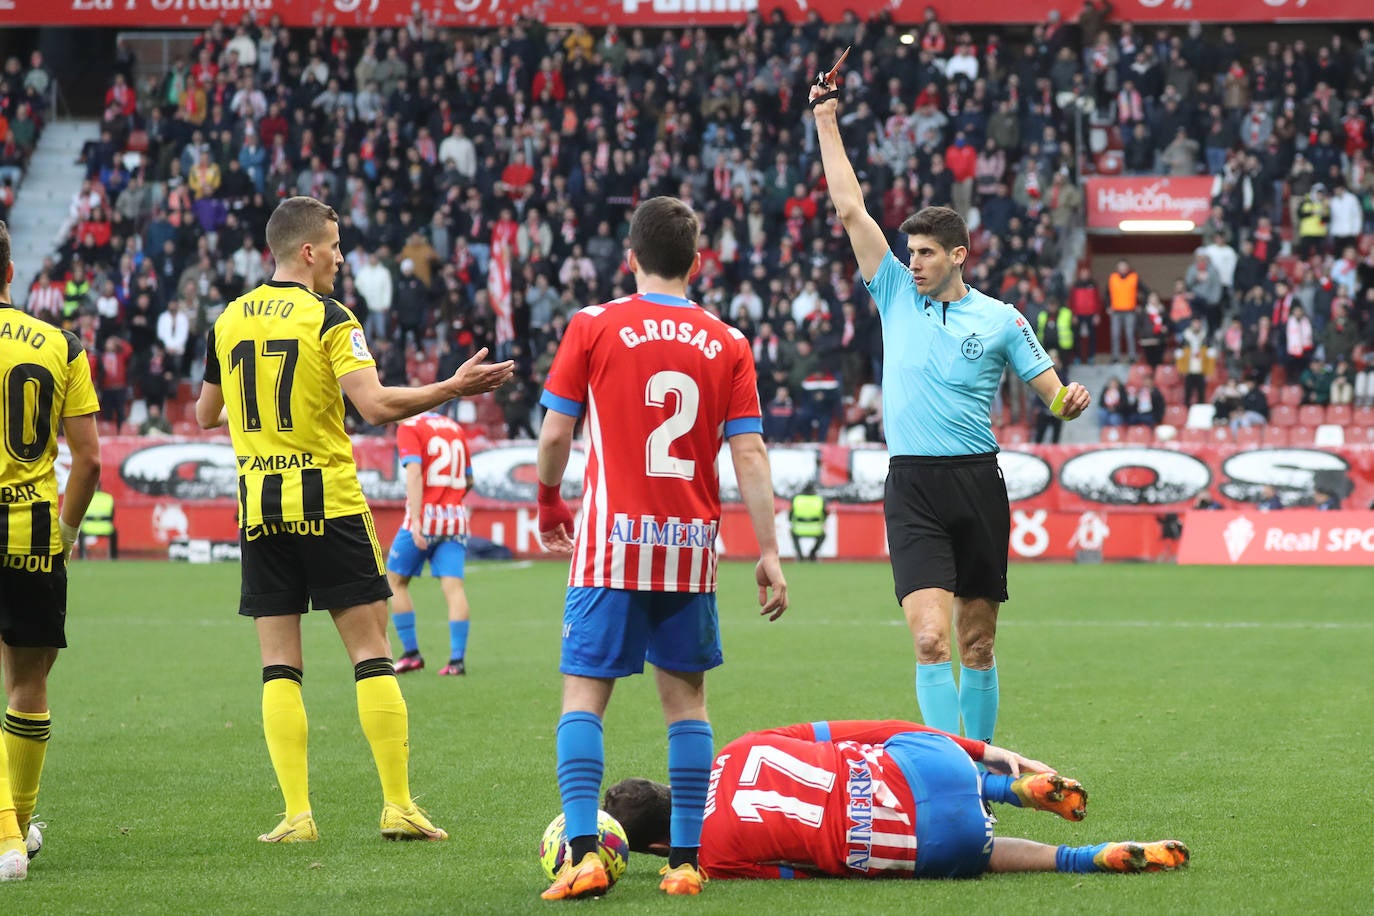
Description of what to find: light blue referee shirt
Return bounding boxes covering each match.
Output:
[865,251,1053,456]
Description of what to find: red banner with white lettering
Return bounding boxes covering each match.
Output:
[1084,177,1216,233]
[1178,510,1374,565]
[62,438,1374,559]
[11,0,1364,29]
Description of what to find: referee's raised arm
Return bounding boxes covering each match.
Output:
[808,81,889,283]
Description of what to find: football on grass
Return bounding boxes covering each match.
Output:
[538,809,630,884]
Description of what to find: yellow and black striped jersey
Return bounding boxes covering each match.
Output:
[0,304,100,555]
[204,280,375,527]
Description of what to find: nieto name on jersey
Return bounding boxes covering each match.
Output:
[241,298,297,318]
[617,318,724,359]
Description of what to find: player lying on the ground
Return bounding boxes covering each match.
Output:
[605,720,1188,881]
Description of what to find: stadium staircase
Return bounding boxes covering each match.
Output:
[1061,361,1117,444]
[10,118,100,307]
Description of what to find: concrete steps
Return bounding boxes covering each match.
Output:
[9,119,100,303]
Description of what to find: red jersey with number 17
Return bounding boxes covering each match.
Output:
[539,293,763,593]
[396,412,471,538]
[700,721,987,880]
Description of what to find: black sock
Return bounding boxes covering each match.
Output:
[569,835,598,862]
[668,847,699,869]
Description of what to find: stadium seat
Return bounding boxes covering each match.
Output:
[1280,386,1303,407]
[1127,364,1153,389]
[1287,425,1315,445]
[1126,425,1154,444]
[1000,425,1029,444]
[1100,425,1124,443]
[1298,405,1326,426]
[1094,150,1124,175]
[1234,425,1263,447]
[1163,404,1188,428]
[1270,404,1297,427]
[1353,406,1374,427]
[1325,405,1352,427]
[1186,404,1215,429]
[1155,365,1180,389]
[173,420,201,436]
[1261,384,1281,406]
[1314,424,1346,447]
[1180,427,1213,445]
[1347,424,1374,443]
[1265,426,1291,446]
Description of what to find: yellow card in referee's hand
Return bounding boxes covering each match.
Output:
[1051,386,1072,419]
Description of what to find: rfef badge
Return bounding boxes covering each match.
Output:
[961,336,984,360]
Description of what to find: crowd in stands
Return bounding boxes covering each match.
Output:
[0,52,56,224]
[12,9,1374,445]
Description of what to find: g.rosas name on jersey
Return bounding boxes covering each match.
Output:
[618,318,724,359]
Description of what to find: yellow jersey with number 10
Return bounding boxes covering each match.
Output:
[204,280,374,527]
[0,305,100,555]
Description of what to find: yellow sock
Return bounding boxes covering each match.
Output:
[261,669,310,819]
[354,659,411,808]
[2,708,49,834]
[0,724,18,844]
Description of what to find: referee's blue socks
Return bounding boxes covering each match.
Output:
[959,663,999,744]
[392,611,418,655]
[915,662,962,735]
[666,719,712,868]
[555,712,604,852]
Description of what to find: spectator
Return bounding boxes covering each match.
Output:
[1099,377,1128,427]
[1295,184,1330,258]
[1329,359,1355,406]
[392,258,429,350]
[1067,266,1103,363]
[1184,254,1223,331]
[1176,318,1212,406]
[1230,381,1270,433]
[1212,377,1242,424]
[138,402,174,437]
[1138,292,1169,368]
[98,335,134,432]
[1313,484,1342,511]
[1107,259,1140,362]
[1257,485,1283,511]
[354,250,393,342]
[764,384,796,443]
[1284,303,1315,376]
[1127,379,1165,426]
[1299,357,1334,406]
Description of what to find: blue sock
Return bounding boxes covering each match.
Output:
[915,662,962,735]
[556,712,604,841]
[959,664,999,743]
[448,620,469,661]
[1056,843,1111,873]
[666,720,713,850]
[392,611,418,655]
[982,774,1022,807]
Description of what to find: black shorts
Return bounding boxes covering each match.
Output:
[885,453,1010,605]
[0,556,67,648]
[239,514,392,617]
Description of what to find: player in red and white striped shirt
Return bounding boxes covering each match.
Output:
[536,197,787,900]
[385,411,474,676]
[605,720,1190,880]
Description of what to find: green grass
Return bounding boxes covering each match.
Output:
[5,561,1370,913]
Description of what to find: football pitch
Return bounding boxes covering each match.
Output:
[6,560,1368,913]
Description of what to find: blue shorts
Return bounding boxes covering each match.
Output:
[884,731,993,879]
[560,587,722,678]
[385,529,467,579]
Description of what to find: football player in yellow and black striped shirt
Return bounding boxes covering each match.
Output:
[0,220,102,882]
[196,196,512,845]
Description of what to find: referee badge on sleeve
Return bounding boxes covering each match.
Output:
[350,327,371,360]
[960,336,984,360]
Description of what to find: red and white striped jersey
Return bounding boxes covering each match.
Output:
[396,412,472,539]
[700,721,987,880]
[539,293,763,593]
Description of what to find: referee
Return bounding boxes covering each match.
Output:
[808,76,1090,744]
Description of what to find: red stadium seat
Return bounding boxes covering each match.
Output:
[1000,425,1029,445]
[1280,386,1303,407]
[1234,425,1263,447]
[1261,385,1281,407]
[1100,425,1124,443]
[173,421,201,437]
[1180,427,1212,445]
[1353,406,1374,427]
[1348,424,1374,443]
[1297,405,1326,426]
[1127,364,1154,389]
[1265,426,1291,446]
[1325,405,1352,427]
[1126,425,1154,444]
[1270,405,1297,427]
[1155,365,1180,389]
[1288,425,1315,445]
[1163,405,1188,428]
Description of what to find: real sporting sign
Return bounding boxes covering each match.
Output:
[1178,510,1374,565]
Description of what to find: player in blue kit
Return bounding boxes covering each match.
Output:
[809,74,1092,745]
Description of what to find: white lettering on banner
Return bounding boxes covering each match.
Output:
[1326,528,1374,551]
[1219,449,1348,503]
[1010,509,1049,557]
[1094,182,1211,217]
[147,0,275,9]
[1263,527,1321,551]
[620,0,755,13]
[515,507,542,553]
[997,450,1052,502]
[332,0,380,12]
[1059,448,1211,505]
[1069,511,1110,551]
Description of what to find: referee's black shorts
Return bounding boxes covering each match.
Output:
[885,453,1010,605]
[238,513,392,617]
